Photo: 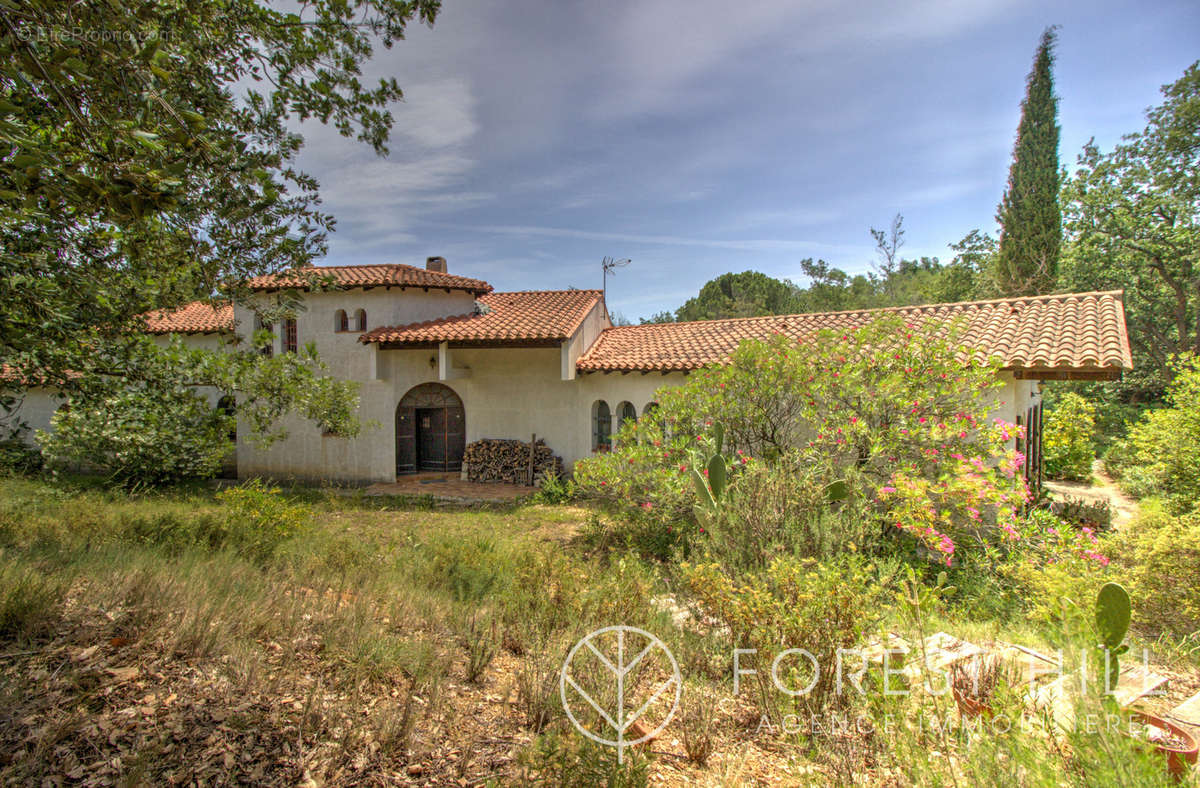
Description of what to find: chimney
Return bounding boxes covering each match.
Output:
[425,256,447,273]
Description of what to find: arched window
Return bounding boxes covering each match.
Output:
[614,401,637,447]
[592,400,612,453]
[334,309,348,332]
[615,401,637,431]
[355,308,367,331]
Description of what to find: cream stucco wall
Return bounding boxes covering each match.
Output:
[233,288,477,380]
[5,387,67,442]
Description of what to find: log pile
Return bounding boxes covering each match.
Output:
[464,437,564,486]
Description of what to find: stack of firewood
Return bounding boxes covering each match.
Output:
[463,437,564,485]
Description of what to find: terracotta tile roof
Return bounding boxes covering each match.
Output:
[576,290,1133,376]
[143,301,235,334]
[245,263,492,295]
[144,301,232,331]
[360,290,604,346]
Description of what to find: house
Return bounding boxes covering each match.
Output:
[9,258,1133,485]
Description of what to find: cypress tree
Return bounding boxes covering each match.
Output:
[995,28,1062,296]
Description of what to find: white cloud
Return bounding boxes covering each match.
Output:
[393,78,478,148]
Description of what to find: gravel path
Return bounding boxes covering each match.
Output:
[1042,460,1141,528]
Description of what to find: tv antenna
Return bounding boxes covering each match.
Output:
[601,256,632,309]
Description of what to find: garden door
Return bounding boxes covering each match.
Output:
[396,383,465,475]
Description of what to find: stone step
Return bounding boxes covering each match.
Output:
[1167,689,1200,730]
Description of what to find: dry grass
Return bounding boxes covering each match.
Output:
[0,477,1194,786]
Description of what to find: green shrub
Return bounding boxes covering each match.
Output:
[992,510,1113,627]
[681,556,886,718]
[532,471,574,505]
[1108,503,1200,638]
[0,437,43,475]
[424,534,508,602]
[214,480,308,563]
[576,315,1031,567]
[1106,356,1200,513]
[1047,495,1114,531]
[1043,391,1096,481]
[38,386,233,485]
[517,729,651,787]
[698,457,877,571]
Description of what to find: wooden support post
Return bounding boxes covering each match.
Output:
[527,433,537,486]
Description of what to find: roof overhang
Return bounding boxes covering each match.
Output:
[376,338,563,350]
[1009,366,1124,381]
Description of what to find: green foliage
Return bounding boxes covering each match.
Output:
[670,271,806,322]
[682,556,886,717]
[648,246,993,324]
[1108,504,1200,639]
[517,730,651,787]
[1061,61,1200,385]
[34,334,363,485]
[1043,391,1097,480]
[0,437,43,475]
[995,28,1062,296]
[1047,496,1114,531]
[0,0,425,442]
[1096,582,1131,652]
[39,385,233,485]
[983,507,1113,622]
[1106,356,1200,512]
[532,471,574,505]
[424,535,507,603]
[214,481,308,563]
[698,456,877,572]
[576,316,1033,568]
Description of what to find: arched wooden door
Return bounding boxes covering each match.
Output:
[396,383,465,475]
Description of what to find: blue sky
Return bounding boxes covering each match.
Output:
[295,0,1199,322]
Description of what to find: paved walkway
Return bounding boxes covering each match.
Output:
[365,472,536,502]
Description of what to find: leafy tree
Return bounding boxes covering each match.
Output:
[1060,61,1200,385]
[671,271,804,322]
[1,0,437,437]
[1042,391,1096,481]
[995,28,1062,296]
[1106,355,1200,514]
[944,229,998,301]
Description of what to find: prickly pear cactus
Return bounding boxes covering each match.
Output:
[691,422,727,520]
[1095,582,1131,692]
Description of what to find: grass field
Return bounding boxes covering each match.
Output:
[0,476,1195,786]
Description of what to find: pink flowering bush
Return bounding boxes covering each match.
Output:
[575,315,1051,565]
